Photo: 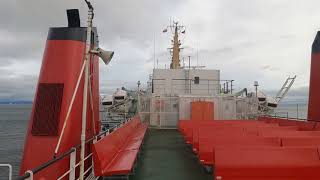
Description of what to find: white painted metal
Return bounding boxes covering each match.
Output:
[69,148,76,180]
[0,164,12,180]
[275,75,296,103]
[56,145,99,180]
[236,97,259,119]
[139,92,259,128]
[139,95,180,128]
[152,69,220,95]
[220,96,237,120]
[80,5,94,180]
[22,150,97,180]
[88,77,96,134]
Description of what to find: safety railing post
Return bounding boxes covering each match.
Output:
[0,164,12,180]
[100,132,105,139]
[69,148,76,180]
[92,137,97,176]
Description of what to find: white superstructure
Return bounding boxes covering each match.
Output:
[151,69,220,95]
[138,21,263,128]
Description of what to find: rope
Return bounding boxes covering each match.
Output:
[88,74,96,135]
[54,61,86,156]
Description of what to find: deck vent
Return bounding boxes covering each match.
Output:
[31,83,64,136]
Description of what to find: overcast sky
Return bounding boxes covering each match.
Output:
[0,0,318,100]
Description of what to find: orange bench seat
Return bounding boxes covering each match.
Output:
[92,117,147,177]
[214,147,320,179]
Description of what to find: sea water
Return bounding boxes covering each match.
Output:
[0,104,30,179]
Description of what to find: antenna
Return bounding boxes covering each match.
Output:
[197,42,199,67]
[157,59,159,69]
[163,21,186,69]
[153,32,156,69]
[182,57,185,68]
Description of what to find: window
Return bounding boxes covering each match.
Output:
[114,96,125,100]
[194,76,200,84]
[102,101,113,105]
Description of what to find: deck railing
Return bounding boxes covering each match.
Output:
[261,114,318,122]
[16,119,129,180]
[0,164,12,180]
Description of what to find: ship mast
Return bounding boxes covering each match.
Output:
[163,21,185,69]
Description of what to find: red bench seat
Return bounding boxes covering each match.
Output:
[104,150,139,175]
[214,147,320,179]
[282,137,320,147]
[92,117,147,176]
[199,137,281,165]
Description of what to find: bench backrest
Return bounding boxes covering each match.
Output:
[199,137,281,153]
[92,118,141,175]
[282,137,320,147]
[215,147,320,178]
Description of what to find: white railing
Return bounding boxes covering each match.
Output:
[0,164,12,180]
[17,119,129,180]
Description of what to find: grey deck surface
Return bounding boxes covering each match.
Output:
[131,129,212,180]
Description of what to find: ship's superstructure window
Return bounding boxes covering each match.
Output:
[194,76,200,84]
[114,96,125,100]
[102,102,113,105]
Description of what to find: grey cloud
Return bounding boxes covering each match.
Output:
[261,65,280,72]
[266,86,309,97]
[0,74,37,100]
[0,0,318,99]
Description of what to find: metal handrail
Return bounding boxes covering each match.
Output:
[16,120,125,180]
[0,164,12,180]
[260,114,318,122]
[259,115,320,131]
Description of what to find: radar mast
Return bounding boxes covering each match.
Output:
[163,21,186,69]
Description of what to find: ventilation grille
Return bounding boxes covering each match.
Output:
[31,83,64,136]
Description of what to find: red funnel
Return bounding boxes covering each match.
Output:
[20,17,100,179]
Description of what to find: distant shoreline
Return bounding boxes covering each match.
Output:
[0,102,32,105]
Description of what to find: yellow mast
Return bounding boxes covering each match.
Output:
[171,23,180,69]
[164,21,185,69]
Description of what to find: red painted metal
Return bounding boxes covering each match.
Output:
[92,117,147,176]
[179,117,320,178]
[203,101,214,120]
[19,38,100,179]
[190,101,214,121]
[215,147,320,179]
[191,101,203,120]
[282,137,320,147]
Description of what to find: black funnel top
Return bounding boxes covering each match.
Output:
[67,9,80,27]
[312,31,320,53]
